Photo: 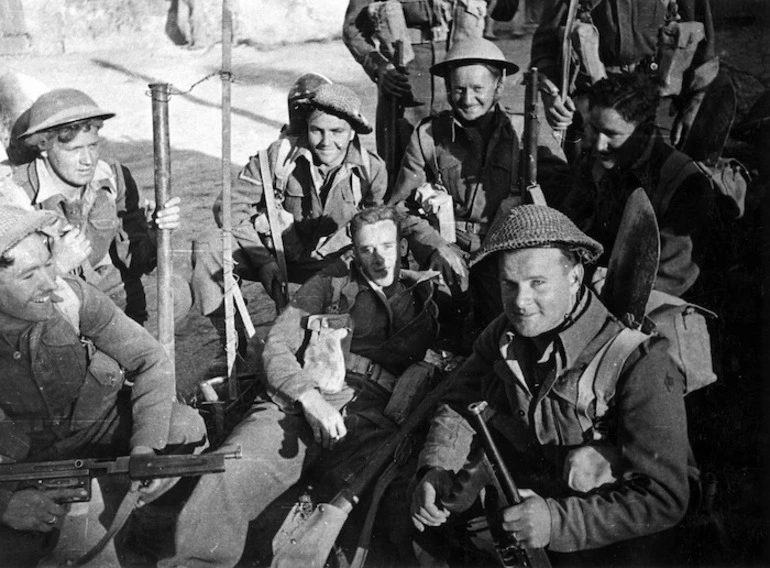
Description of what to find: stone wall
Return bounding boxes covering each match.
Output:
[15,0,347,54]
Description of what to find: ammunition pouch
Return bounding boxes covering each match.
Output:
[253,207,304,262]
[657,21,705,97]
[454,220,488,254]
[416,183,456,243]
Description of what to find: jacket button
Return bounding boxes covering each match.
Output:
[517,410,525,417]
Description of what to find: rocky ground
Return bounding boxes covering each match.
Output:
[2,12,767,566]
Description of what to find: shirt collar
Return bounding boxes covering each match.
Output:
[449,104,512,143]
[499,288,611,371]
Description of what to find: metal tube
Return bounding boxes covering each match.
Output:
[149,83,175,374]
[221,0,238,400]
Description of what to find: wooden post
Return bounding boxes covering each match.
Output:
[221,0,238,400]
[149,83,175,373]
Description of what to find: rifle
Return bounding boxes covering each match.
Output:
[442,401,551,568]
[0,448,242,502]
[381,39,406,178]
[271,364,459,568]
[521,68,546,206]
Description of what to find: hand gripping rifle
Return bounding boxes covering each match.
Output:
[271,365,459,568]
[442,401,551,568]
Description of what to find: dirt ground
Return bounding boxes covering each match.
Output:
[3,15,768,566]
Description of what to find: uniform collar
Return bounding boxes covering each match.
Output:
[34,158,113,204]
[449,104,513,143]
[500,287,611,372]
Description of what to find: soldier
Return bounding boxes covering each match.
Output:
[388,37,520,343]
[162,206,443,567]
[559,71,718,299]
[532,0,719,160]
[411,205,691,565]
[0,206,205,566]
[343,0,517,178]
[7,88,191,326]
[190,83,386,368]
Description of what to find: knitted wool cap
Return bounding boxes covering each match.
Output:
[469,205,604,267]
[0,206,58,257]
[306,83,372,134]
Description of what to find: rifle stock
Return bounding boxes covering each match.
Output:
[271,365,459,568]
[382,40,406,177]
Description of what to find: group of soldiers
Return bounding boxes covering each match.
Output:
[0,0,761,566]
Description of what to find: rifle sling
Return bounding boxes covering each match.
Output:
[257,149,289,287]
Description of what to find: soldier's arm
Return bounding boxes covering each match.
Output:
[110,163,157,276]
[342,0,384,83]
[71,277,174,452]
[530,0,569,87]
[262,274,333,411]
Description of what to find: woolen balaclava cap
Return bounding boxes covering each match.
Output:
[306,83,372,134]
[469,205,604,267]
[0,206,58,256]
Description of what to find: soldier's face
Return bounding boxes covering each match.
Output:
[0,234,58,327]
[498,248,582,337]
[307,110,355,168]
[586,107,639,170]
[354,220,399,288]
[43,128,101,188]
[448,64,502,123]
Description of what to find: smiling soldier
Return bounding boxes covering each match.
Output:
[191,82,386,371]
[559,72,717,298]
[9,88,191,326]
[387,38,521,350]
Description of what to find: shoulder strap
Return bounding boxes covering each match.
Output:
[12,162,39,203]
[417,118,441,186]
[53,277,82,333]
[576,327,651,439]
[329,275,359,314]
[273,138,297,194]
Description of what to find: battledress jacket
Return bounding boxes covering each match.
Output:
[560,126,716,297]
[213,137,387,275]
[12,158,158,291]
[388,106,519,261]
[417,288,690,552]
[262,261,439,412]
[531,0,719,100]
[0,276,175,517]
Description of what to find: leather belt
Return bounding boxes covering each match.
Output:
[407,26,449,45]
[346,353,398,393]
[455,220,489,235]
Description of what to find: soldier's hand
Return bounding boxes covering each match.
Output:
[411,467,453,531]
[298,389,347,450]
[257,262,288,311]
[377,63,412,99]
[542,91,575,131]
[671,90,706,148]
[145,196,182,231]
[130,446,180,506]
[501,489,551,548]
[1,487,85,533]
[52,225,92,274]
[430,245,469,295]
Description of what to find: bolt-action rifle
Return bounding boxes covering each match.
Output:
[442,401,552,568]
[382,39,406,178]
[0,448,242,502]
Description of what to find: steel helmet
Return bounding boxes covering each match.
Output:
[285,73,333,135]
[431,38,519,78]
[20,88,114,139]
